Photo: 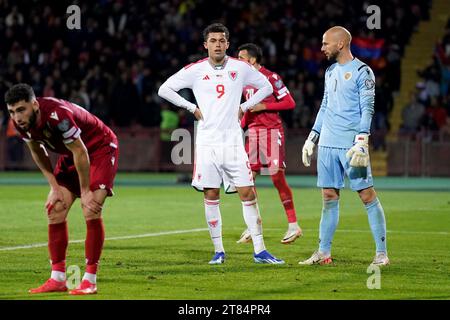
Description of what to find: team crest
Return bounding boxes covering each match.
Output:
[208,219,219,228]
[228,71,238,81]
[344,72,352,80]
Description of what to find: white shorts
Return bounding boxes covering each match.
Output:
[192,144,254,193]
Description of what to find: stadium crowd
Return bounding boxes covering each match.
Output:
[401,18,450,139]
[0,0,433,143]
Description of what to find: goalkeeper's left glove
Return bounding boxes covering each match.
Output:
[346,134,369,167]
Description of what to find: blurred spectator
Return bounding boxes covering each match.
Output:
[426,97,448,129]
[5,6,24,27]
[110,71,140,126]
[440,116,450,140]
[160,104,180,170]
[6,118,24,170]
[411,19,450,140]
[401,92,425,133]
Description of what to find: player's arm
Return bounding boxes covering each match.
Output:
[240,67,273,112]
[357,67,375,135]
[301,70,329,166]
[158,67,203,120]
[26,140,59,189]
[64,137,90,195]
[259,94,295,112]
[346,66,375,167]
[64,137,102,214]
[25,140,66,212]
[252,74,296,112]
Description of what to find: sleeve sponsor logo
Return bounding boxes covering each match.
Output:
[274,79,284,89]
[57,119,70,132]
[365,79,375,90]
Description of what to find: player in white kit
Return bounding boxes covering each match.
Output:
[158,23,285,264]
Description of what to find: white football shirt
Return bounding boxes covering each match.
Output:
[158,56,273,145]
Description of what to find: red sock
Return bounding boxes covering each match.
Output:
[85,218,105,274]
[48,221,68,272]
[271,170,298,223]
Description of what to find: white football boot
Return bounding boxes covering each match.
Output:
[298,250,333,265]
[236,229,252,244]
[281,226,303,244]
[371,252,390,266]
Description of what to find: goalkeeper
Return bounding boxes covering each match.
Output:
[299,26,389,267]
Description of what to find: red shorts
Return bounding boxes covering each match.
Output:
[54,142,119,197]
[244,126,286,174]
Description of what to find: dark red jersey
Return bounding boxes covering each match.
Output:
[15,97,117,156]
[242,66,295,129]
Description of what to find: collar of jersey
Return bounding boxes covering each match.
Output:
[33,107,46,132]
[338,56,356,67]
[208,56,229,70]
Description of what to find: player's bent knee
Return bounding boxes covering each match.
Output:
[237,186,256,201]
[322,188,339,201]
[204,188,220,200]
[358,187,376,204]
[47,206,68,224]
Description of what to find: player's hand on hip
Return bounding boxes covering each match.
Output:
[81,190,103,215]
[346,134,370,167]
[250,103,267,113]
[46,187,67,215]
[193,108,203,121]
[302,131,319,167]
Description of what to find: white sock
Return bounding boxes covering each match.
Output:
[242,199,266,254]
[82,272,96,284]
[288,222,300,231]
[51,270,66,282]
[204,199,224,253]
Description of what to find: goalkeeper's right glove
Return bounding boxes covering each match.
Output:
[302,131,319,167]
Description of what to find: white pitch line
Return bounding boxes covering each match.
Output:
[0,228,208,252]
[1,227,448,252]
[263,228,450,236]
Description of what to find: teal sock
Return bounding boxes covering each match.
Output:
[365,198,387,253]
[318,199,339,255]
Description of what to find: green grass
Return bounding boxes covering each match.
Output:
[0,176,449,300]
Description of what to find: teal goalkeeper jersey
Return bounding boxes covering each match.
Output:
[312,57,375,148]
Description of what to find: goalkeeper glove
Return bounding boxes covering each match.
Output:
[302,131,319,167]
[346,134,370,167]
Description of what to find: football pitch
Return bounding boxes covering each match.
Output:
[0,172,449,300]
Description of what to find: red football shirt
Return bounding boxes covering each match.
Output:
[15,97,117,156]
[242,66,295,129]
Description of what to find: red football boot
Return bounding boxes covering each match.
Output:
[69,280,97,295]
[29,278,67,294]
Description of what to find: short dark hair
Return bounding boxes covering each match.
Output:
[203,23,229,42]
[238,43,263,63]
[5,83,36,105]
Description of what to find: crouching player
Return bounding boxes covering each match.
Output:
[5,83,119,295]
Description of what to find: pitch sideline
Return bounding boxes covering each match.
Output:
[0,227,448,252]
